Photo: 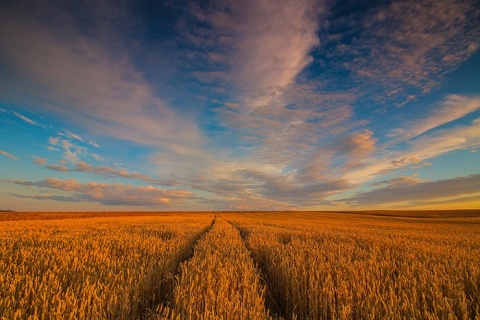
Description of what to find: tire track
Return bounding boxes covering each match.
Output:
[157,216,271,319]
[226,219,285,320]
[154,215,217,309]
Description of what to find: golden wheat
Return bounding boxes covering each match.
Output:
[157,217,270,320]
[1,211,479,320]
[0,215,213,319]
[228,212,480,319]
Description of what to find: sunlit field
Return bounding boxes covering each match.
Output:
[1,211,479,319]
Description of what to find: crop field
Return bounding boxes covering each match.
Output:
[1,211,479,319]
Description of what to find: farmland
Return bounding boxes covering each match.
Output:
[1,211,479,319]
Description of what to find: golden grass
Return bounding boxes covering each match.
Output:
[157,217,270,319]
[227,211,480,319]
[1,211,479,319]
[0,215,213,319]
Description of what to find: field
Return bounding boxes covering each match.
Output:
[1,211,479,319]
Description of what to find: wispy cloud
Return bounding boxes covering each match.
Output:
[0,150,19,160]
[62,129,83,142]
[344,174,480,206]
[1,1,479,210]
[341,93,480,184]
[39,160,178,186]
[236,168,350,205]
[325,0,480,102]
[45,164,69,172]
[47,134,103,164]
[11,193,83,203]
[182,0,321,97]
[12,111,37,125]
[33,156,47,165]
[88,140,99,148]
[11,178,193,206]
[345,117,480,184]
[335,129,376,158]
[0,2,206,170]
[387,95,480,145]
[182,0,345,169]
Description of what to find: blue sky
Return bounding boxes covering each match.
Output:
[1,0,479,211]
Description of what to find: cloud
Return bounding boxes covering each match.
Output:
[74,161,159,182]
[235,169,351,205]
[48,137,59,146]
[33,156,47,165]
[232,0,321,99]
[344,98,480,183]
[47,135,101,164]
[62,129,83,142]
[335,129,376,158]
[0,150,19,160]
[0,2,206,171]
[12,111,37,125]
[40,160,178,186]
[370,176,423,188]
[10,193,82,203]
[183,0,321,96]
[324,0,480,102]
[181,0,333,166]
[59,139,87,163]
[344,174,480,206]
[406,118,480,159]
[191,71,227,84]
[407,195,480,207]
[88,140,100,148]
[388,95,480,145]
[11,178,193,206]
[45,164,69,172]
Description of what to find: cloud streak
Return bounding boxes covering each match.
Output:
[40,161,177,186]
[12,111,37,125]
[11,178,193,206]
[0,150,19,160]
[338,92,480,185]
[387,95,480,145]
[345,174,480,206]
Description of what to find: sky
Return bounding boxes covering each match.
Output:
[0,0,479,211]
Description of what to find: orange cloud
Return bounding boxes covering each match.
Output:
[0,150,18,160]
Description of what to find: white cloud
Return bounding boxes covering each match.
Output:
[345,117,480,183]
[183,0,325,121]
[388,95,480,145]
[12,111,36,125]
[409,118,480,156]
[180,0,326,166]
[48,135,92,163]
[88,140,99,148]
[63,129,83,142]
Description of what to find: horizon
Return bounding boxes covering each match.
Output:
[1,0,479,211]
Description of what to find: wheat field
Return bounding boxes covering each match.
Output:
[1,211,479,319]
